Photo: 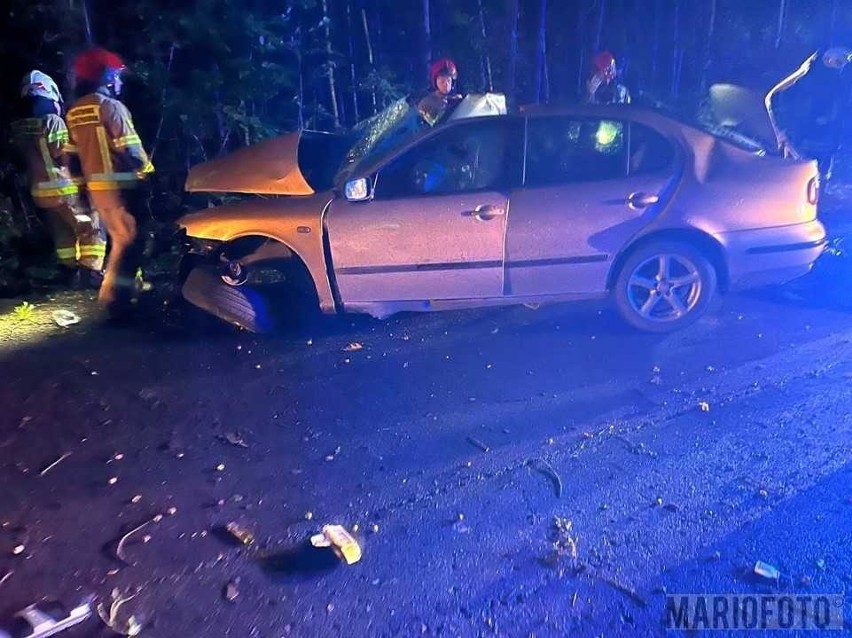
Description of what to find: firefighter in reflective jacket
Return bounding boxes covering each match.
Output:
[11,70,106,282]
[67,47,154,311]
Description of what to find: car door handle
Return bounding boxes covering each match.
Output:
[467,204,506,221]
[626,192,660,209]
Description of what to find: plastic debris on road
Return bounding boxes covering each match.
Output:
[224,579,240,602]
[310,525,362,565]
[754,561,780,580]
[51,310,81,328]
[96,589,142,637]
[0,595,94,638]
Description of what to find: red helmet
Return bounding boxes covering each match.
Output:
[74,47,126,84]
[592,51,616,73]
[429,57,458,88]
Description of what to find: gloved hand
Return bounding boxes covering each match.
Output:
[135,160,155,180]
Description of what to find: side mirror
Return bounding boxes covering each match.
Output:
[344,177,373,202]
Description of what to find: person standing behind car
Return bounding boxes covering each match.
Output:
[417,57,464,127]
[66,47,154,316]
[584,51,631,105]
[11,70,106,287]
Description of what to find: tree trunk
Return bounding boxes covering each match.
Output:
[533,0,548,102]
[593,0,606,52]
[575,0,588,96]
[346,0,360,123]
[651,0,662,85]
[477,0,493,91]
[360,7,377,113]
[422,0,432,76]
[507,0,519,102]
[775,0,787,49]
[700,0,716,92]
[321,0,341,129]
[830,0,838,42]
[671,0,682,99]
[81,0,93,44]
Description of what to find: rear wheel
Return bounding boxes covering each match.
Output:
[613,241,717,333]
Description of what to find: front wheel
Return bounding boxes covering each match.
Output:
[613,241,717,333]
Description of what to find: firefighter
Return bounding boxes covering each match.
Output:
[417,57,463,127]
[67,47,154,314]
[11,70,106,286]
[584,51,631,105]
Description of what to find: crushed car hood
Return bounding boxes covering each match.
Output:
[708,53,818,155]
[185,130,351,195]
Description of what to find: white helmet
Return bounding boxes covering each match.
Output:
[20,70,63,103]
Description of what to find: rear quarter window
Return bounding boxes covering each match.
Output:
[628,123,676,175]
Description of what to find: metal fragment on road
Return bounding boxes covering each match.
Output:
[466,437,490,453]
[532,459,563,498]
[343,342,363,352]
[221,432,248,448]
[39,452,72,476]
[310,525,362,565]
[225,522,255,546]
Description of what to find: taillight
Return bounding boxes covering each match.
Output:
[807,176,819,205]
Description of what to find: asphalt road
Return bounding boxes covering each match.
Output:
[1,212,852,637]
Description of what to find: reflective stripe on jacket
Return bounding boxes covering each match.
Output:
[10,116,79,203]
[66,92,154,192]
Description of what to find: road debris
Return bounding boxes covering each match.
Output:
[343,342,363,352]
[114,515,163,565]
[108,477,118,485]
[0,571,11,588]
[224,578,240,602]
[225,522,255,546]
[754,560,780,581]
[12,544,25,556]
[130,495,142,504]
[51,310,81,328]
[4,595,94,638]
[698,401,711,412]
[550,516,579,572]
[39,452,72,477]
[216,463,226,472]
[96,589,142,636]
[310,525,362,565]
[220,432,248,448]
[466,436,490,453]
[324,446,342,461]
[531,459,563,498]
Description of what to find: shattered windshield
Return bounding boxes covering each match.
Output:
[335,93,509,183]
[335,98,431,182]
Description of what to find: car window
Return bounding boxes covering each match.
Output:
[525,117,627,187]
[375,120,517,199]
[628,123,675,175]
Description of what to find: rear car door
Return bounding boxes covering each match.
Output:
[506,116,678,296]
[327,118,522,303]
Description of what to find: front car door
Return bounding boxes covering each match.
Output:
[506,115,678,296]
[327,118,522,304]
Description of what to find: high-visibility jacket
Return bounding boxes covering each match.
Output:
[10,114,80,207]
[66,91,154,192]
